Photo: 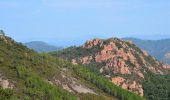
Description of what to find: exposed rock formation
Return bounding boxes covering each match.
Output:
[0,74,14,89]
[112,77,144,96]
[81,56,93,64]
[68,38,170,96]
[83,38,102,48]
[52,72,95,94]
[72,59,78,65]
[111,76,125,86]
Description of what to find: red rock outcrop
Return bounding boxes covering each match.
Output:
[106,59,131,74]
[112,77,144,96]
[81,56,93,64]
[70,38,170,96]
[95,50,113,62]
[112,76,125,85]
[83,38,102,48]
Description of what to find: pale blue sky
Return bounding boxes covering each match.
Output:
[0,0,170,46]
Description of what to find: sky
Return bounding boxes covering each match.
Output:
[0,0,170,47]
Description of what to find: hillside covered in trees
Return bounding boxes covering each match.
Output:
[50,38,170,100]
[0,33,145,99]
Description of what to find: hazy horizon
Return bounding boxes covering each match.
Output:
[22,36,170,47]
[1,0,170,47]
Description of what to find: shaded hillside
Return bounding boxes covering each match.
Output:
[51,38,170,100]
[24,41,62,52]
[123,38,170,64]
[0,33,144,99]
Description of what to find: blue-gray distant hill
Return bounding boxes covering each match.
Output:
[123,38,170,64]
[24,41,62,52]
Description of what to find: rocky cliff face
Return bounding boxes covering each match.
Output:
[68,38,170,96]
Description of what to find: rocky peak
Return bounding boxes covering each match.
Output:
[83,38,103,48]
[67,37,170,96]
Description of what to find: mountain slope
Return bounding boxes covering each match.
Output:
[123,38,170,64]
[24,41,62,52]
[0,34,144,99]
[0,35,76,99]
[50,38,170,100]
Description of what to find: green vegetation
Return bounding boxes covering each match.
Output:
[143,72,170,100]
[50,45,102,61]
[71,64,145,100]
[0,36,77,99]
[0,88,14,100]
[78,93,113,100]
[2,34,170,100]
[50,38,170,100]
[16,66,77,100]
[125,59,136,68]
[115,42,123,49]
[0,35,144,100]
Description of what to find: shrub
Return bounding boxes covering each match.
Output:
[0,88,13,100]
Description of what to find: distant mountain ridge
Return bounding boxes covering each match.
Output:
[24,41,62,52]
[123,38,170,64]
